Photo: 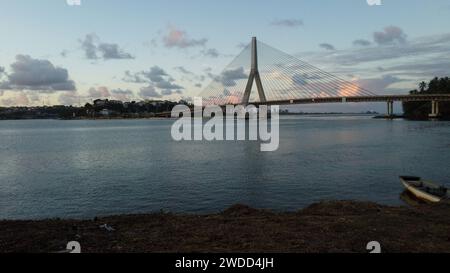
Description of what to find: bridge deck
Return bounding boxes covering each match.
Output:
[250,94,450,106]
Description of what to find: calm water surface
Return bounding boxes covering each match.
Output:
[1,116,449,219]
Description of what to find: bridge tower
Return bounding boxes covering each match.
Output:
[242,37,267,105]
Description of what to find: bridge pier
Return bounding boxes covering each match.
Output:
[386,100,394,118]
[429,100,440,118]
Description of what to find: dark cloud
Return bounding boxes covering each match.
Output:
[142,66,168,83]
[80,33,134,60]
[126,66,184,92]
[98,43,134,60]
[214,67,247,87]
[0,55,75,92]
[319,43,335,51]
[80,34,99,59]
[353,39,371,47]
[270,19,303,28]
[155,80,183,90]
[139,86,162,98]
[373,26,407,45]
[162,26,207,49]
[125,66,184,99]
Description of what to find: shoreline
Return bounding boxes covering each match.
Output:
[2,200,450,253]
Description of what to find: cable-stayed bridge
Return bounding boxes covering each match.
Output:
[199,37,450,117]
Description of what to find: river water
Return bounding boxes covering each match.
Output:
[1,116,449,219]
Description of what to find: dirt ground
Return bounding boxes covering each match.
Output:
[2,200,450,253]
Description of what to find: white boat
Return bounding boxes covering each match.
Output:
[400,176,449,203]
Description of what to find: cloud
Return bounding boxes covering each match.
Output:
[139,85,162,98]
[1,92,30,106]
[98,43,134,59]
[155,81,183,90]
[174,66,206,83]
[0,55,76,92]
[355,75,405,93]
[161,89,182,96]
[58,91,80,105]
[80,33,134,60]
[353,39,371,47]
[174,66,193,75]
[201,48,220,58]
[123,70,147,83]
[80,34,99,59]
[270,19,303,28]
[142,66,169,83]
[303,32,450,68]
[162,26,207,49]
[319,43,335,51]
[111,88,133,95]
[213,67,248,87]
[373,26,407,45]
[124,66,184,93]
[382,59,450,78]
[88,86,110,98]
[125,66,184,99]
[110,88,134,100]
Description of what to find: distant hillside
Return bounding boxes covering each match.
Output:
[403,77,450,120]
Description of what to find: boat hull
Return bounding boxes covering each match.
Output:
[401,179,442,203]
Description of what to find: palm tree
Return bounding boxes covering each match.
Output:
[419,81,427,93]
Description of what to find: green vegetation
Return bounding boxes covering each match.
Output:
[403,77,450,120]
[0,99,192,120]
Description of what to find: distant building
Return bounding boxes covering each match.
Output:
[94,99,108,107]
[99,109,113,116]
[109,100,123,105]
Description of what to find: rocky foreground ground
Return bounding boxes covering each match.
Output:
[1,200,450,253]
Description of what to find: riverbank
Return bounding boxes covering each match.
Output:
[2,200,450,253]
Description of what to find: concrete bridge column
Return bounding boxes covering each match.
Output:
[429,100,440,118]
[386,101,394,118]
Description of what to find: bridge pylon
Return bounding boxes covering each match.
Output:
[242,37,267,105]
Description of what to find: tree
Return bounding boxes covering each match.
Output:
[404,77,450,120]
[419,81,427,92]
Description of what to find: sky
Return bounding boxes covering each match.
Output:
[0,0,449,112]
